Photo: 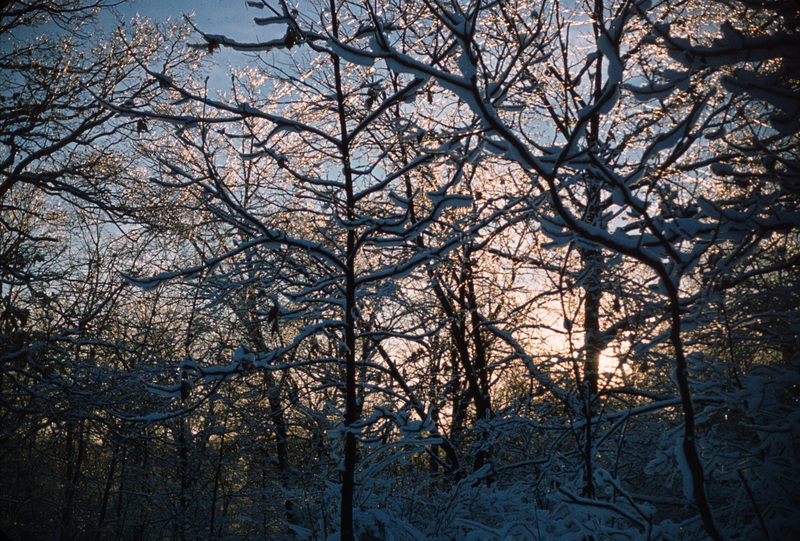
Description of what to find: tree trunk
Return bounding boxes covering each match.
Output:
[95,443,119,541]
[177,417,190,541]
[60,420,87,541]
[329,2,359,534]
[208,429,225,541]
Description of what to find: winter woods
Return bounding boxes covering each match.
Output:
[2,0,799,539]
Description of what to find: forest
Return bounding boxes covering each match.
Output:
[1,0,799,539]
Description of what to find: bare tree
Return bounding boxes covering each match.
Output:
[4,0,800,539]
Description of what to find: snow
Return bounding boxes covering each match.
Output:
[328,39,376,67]
[388,190,412,209]
[623,81,676,101]
[594,85,619,115]
[597,34,622,87]
[121,271,173,291]
[426,190,473,209]
[670,217,702,238]
[200,362,243,379]
[722,69,800,120]
[705,126,726,140]
[179,355,198,370]
[233,344,256,366]
[457,47,477,82]
[376,43,434,85]
[710,163,733,176]
[143,383,181,398]
[716,21,743,50]
[644,107,698,158]
[539,215,573,248]
[674,437,694,501]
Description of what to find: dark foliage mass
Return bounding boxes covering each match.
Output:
[2,0,799,539]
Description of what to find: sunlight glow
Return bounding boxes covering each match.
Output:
[599,348,629,376]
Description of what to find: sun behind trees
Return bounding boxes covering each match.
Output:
[1,0,799,539]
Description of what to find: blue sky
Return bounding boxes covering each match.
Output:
[106,0,290,93]
[113,0,279,42]
[3,1,284,54]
